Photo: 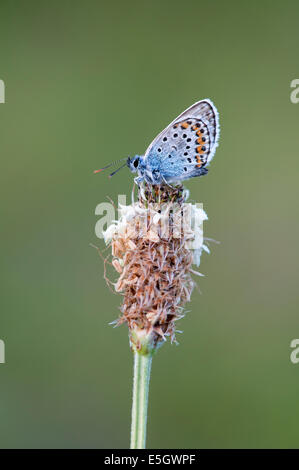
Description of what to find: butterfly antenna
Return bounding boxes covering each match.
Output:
[94,157,127,174]
[109,162,127,178]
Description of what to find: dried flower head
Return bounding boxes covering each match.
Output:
[103,183,209,353]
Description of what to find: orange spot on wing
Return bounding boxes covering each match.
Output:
[196,154,202,167]
[197,138,202,144]
[181,122,189,129]
[192,125,198,130]
[196,146,202,153]
[196,130,201,136]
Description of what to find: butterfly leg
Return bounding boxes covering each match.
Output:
[161,175,177,191]
[134,176,144,186]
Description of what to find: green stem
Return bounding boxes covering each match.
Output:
[130,351,153,449]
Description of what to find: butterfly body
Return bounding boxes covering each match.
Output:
[127,99,219,185]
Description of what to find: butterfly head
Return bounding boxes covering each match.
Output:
[128,155,164,184]
[127,155,144,174]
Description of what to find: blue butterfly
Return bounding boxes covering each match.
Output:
[95,100,219,185]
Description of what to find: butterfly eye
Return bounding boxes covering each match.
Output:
[133,159,139,168]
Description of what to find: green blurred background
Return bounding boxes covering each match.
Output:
[0,0,298,449]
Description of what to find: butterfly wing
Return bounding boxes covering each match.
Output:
[167,99,219,152]
[144,100,219,183]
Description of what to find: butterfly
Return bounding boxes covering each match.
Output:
[95,99,219,185]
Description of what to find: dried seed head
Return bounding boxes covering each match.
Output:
[102,183,210,352]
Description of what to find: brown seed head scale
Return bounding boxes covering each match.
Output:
[103,183,208,355]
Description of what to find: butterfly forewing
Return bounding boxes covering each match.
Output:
[141,99,219,183]
[144,100,219,169]
[171,99,219,149]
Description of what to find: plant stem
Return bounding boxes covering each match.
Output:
[130,351,153,449]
